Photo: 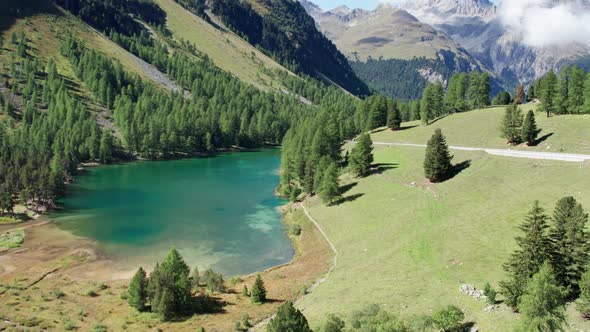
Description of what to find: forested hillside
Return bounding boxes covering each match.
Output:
[0,0,362,214]
[205,0,370,97]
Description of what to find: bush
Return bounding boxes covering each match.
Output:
[84,287,98,297]
[432,305,464,332]
[50,288,65,299]
[483,283,497,305]
[290,223,302,236]
[63,317,76,331]
[92,323,108,332]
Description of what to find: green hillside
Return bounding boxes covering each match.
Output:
[298,143,590,331]
[372,104,590,155]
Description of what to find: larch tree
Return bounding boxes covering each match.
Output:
[128,267,148,311]
[518,263,566,332]
[266,301,312,332]
[515,84,525,104]
[568,65,586,113]
[548,197,589,298]
[318,161,341,205]
[500,201,551,309]
[349,133,374,177]
[521,110,539,146]
[386,101,402,130]
[501,103,524,145]
[540,70,558,117]
[423,129,453,183]
[577,269,590,318]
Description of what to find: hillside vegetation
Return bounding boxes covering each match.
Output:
[372,105,590,154]
[298,144,590,331]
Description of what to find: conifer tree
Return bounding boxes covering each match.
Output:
[500,201,551,309]
[515,84,525,104]
[318,162,341,205]
[583,73,590,114]
[386,102,402,130]
[548,197,589,297]
[576,269,590,318]
[518,263,566,332]
[250,275,267,304]
[501,103,524,145]
[323,314,345,332]
[568,65,586,113]
[158,288,175,321]
[267,301,312,332]
[420,83,442,124]
[349,133,373,177]
[521,110,539,146]
[242,285,249,297]
[540,70,558,117]
[128,267,148,311]
[423,129,453,183]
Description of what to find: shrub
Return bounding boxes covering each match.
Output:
[432,305,464,332]
[92,323,108,332]
[483,283,497,305]
[84,287,98,297]
[50,288,65,299]
[290,223,302,236]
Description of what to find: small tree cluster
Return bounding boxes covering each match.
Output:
[349,133,374,178]
[500,197,589,322]
[267,301,312,332]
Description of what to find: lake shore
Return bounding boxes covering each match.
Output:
[0,203,334,331]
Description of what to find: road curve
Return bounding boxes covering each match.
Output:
[372,142,590,163]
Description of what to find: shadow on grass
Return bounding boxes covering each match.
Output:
[334,193,364,205]
[339,182,358,195]
[531,132,554,146]
[367,163,398,176]
[448,160,472,179]
[396,125,418,131]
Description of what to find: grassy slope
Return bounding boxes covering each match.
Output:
[372,104,590,155]
[156,0,293,91]
[298,145,590,331]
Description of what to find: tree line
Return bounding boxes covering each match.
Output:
[530,65,590,116]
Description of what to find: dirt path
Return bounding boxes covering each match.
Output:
[371,142,590,163]
[249,203,338,331]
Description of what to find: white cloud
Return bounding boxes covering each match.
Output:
[499,0,590,47]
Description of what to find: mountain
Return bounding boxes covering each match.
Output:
[400,0,590,85]
[301,0,497,99]
[207,0,370,96]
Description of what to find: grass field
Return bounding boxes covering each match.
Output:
[0,228,24,252]
[372,105,590,155]
[297,145,590,331]
[156,0,293,91]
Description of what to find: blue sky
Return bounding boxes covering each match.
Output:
[312,0,499,11]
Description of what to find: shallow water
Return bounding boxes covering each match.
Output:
[49,149,293,276]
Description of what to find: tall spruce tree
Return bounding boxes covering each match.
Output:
[423,129,453,183]
[584,73,590,114]
[568,65,586,113]
[500,201,551,309]
[501,103,524,145]
[267,301,312,332]
[518,263,566,332]
[548,197,589,298]
[349,133,374,177]
[128,267,148,311]
[521,110,539,146]
[250,275,267,304]
[318,162,341,205]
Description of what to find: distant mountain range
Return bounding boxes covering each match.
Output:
[302,0,590,98]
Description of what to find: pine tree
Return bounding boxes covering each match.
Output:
[158,288,175,321]
[250,275,267,304]
[318,162,341,205]
[518,263,566,332]
[577,269,590,318]
[191,266,200,288]
[99,131,114,163]
[501,103,524,145]
[127,267,148,311]
[500,201,551,309]
[349,133,373,177]
[584,73,590,114]
[242,285,249,297]
[548,197,589,298]
[568,65,586,114]
[323,314,345,332]
[423,129,453,183]
[267,301,312,332]
[515,84,525,104]
[521,110,539,146]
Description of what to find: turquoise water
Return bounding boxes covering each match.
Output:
[50,149,293,276]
